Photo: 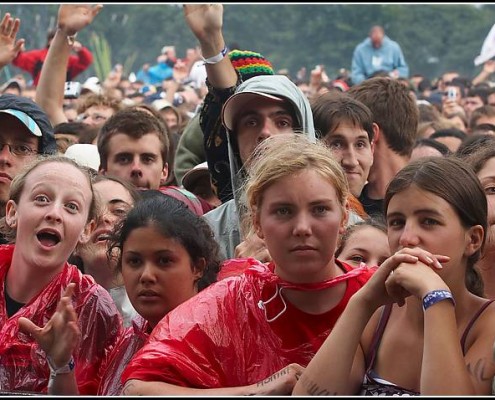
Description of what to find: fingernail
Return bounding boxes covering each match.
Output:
[435,260,443,269]
[425,256,433,264]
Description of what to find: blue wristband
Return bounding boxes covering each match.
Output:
[422,290,455,311]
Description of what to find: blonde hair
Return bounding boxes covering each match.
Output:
[0,156,96,243]
[241,134,349,236]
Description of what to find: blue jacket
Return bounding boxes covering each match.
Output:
[147,62,173,85]
[351,36,409,85]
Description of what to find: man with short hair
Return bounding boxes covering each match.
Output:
[348,77,419,217]
[97,108,170,191]
[351,25,409,85]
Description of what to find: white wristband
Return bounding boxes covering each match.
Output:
[202,46,228,65]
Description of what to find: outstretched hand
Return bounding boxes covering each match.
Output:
[0,12,24,68]
[183,4,223,43]
[57,4,103,36]
[18,283,81,369]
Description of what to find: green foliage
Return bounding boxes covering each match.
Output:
[6,4,495,82]
[89,32,112,82]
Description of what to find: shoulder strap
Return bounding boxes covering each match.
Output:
[460,299,495,355]
[365,304,393,370]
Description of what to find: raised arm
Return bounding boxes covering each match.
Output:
[183,4,237,89]
[0,12,24,70]
[35,4,103,127]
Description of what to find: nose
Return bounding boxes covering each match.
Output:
[139,261,157,284]
[341,147,359,169]
[130,157,143,178]
[257,118,275,143]
[0,144,13,166]
[398,221,420,248]
[45,203,63,224]
[292,211,312,237]
[99,208,116,227]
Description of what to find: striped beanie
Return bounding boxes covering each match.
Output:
[228,49,274,81]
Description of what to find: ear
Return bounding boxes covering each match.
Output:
[160,162,169,186]
[193,257,206,282]
[340,201,350,235]
[5,200,17,229]
[252,207,264,240]
[464,225,484,257]
[99,167,107,175]
[79,219,96,245]
[370,123,380,155]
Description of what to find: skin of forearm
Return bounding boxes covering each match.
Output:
[421,301,475,395]
[292,294,376,395]
[35,29,71,126]
[122,379,258,396]
[48,372,79,395]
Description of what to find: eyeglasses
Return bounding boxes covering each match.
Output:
[0,142,38,156]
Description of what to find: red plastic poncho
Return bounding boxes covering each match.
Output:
[0,245,123,395]
[97,315,151,395]
[122,258,374,389]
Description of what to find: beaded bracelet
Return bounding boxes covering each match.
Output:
[422,289,455,312]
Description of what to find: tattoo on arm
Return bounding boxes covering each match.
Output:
[257,366,290,387]
[466,358,495,382]
[298,374,338,396]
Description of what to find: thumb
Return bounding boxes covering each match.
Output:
[18,316,42,338]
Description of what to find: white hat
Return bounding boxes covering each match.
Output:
[152,98,173,111]
[64,144,100,171]
[82,76,103,95]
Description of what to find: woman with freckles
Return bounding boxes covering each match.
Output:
[293,156,495,396]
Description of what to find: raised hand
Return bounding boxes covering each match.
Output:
[0,12,24,68]
[183,4,223,43]
[18,283,81,369]
[57,4,103,36]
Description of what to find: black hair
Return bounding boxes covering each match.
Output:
[413,137,451,156]
[430,128,467,141]
[108,190,220,291]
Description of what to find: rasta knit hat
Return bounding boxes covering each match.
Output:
[228,49,274,81]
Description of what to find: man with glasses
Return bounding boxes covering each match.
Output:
[0,94,57,223]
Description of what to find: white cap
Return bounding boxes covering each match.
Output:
[82,76,102,95]
[64,144,100,171]
[181,161,209,192]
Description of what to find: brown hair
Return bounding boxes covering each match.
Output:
[97,108,170,170]
[76,93,123,115]
[311,91,374,142]
[469,105,495,130]
[348,77,419,157]
[384,156,486,296]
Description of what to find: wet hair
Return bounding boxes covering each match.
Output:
[413,138,451,157]
[108,190,220,291]
[97,108,170,170]
[243,134,348,236]
[0,156,96,243]
[311,91,374,141]
[335,216,388,258]
[384,156,486,296]
[348,77,419,157]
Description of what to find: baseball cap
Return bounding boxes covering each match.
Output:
[82,76,102,95]
[222,91,285,131]
[0,109,42,137]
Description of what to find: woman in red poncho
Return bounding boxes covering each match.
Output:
[121,134,376,395]
[0,156,122,395]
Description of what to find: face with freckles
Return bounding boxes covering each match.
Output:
[6,161,93,271]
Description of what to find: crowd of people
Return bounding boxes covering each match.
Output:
[0,2,495,396]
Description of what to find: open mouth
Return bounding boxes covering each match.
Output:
[93,230,112,243]
[37,230,61,248]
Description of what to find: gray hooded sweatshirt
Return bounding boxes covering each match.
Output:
[204,75,316,260]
